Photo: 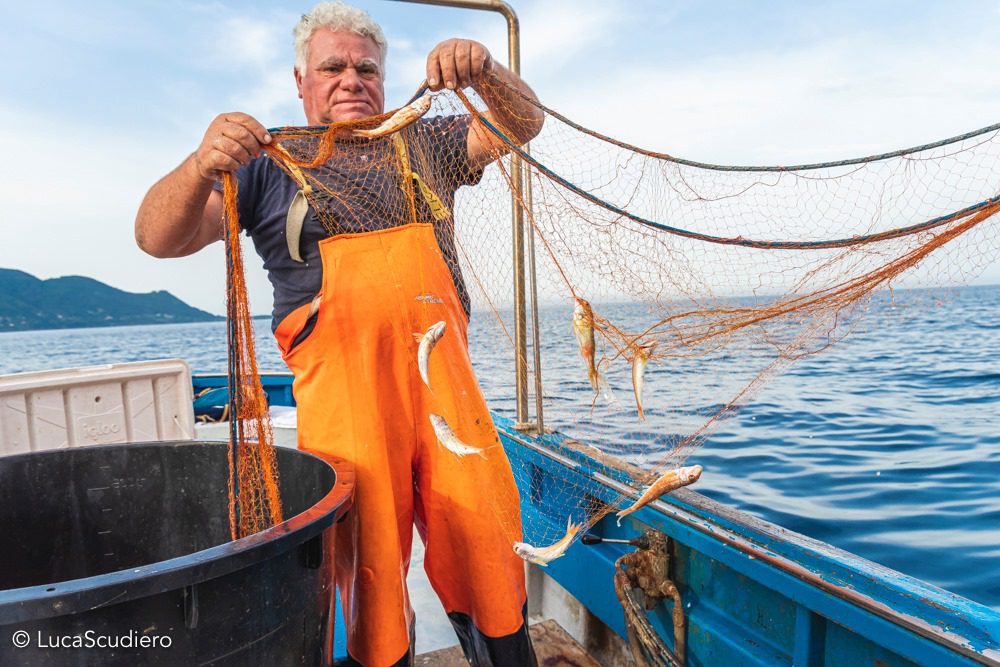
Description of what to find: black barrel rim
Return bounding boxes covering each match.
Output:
[0,441,352,625]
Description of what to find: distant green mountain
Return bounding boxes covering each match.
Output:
[0,268,221,332]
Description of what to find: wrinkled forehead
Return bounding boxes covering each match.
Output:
[307,29,382,67]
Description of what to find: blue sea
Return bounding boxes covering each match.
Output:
[1,284,997,609]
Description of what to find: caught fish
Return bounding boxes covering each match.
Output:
[631,343,654,421]
[413,321,446,390]
[513,518,582,566]
[572,298,600,390]
[429,413,488,459]
[352,93,433,138]
[616,465,703,525]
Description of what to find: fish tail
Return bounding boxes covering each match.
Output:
[594,363,617,405]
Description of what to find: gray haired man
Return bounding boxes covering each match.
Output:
[136,2,543,665]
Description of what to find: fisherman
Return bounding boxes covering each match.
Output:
[134,2,543,665]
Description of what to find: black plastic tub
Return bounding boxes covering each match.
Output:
[0,441,353,666]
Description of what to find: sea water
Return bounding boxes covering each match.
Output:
[1,284,997,609]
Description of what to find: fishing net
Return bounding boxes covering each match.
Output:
[222,174,283,539]
[222,73,999,557]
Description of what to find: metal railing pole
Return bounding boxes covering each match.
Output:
[524,159,544,435]
[389,0,536,429]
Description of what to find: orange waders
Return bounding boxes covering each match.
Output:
[275,223,534,666]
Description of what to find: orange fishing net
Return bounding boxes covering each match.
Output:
[221,74,999,555]
[222,174,283,539]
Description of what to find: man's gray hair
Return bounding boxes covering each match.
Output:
[293,1,388,74]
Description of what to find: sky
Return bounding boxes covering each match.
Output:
[1,0,999,315]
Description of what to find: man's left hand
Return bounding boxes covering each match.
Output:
[426,39,494,92]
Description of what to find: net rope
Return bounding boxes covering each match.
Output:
[223,173,283,539]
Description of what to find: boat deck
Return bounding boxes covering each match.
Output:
[416,620,599,666]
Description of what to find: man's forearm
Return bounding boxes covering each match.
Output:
[474,63,544,145]
[135,154,218,258]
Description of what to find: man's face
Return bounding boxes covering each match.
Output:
[295,28,385,125]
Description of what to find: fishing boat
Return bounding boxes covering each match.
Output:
[189,371,1000,666]
[1,1,998,665]
[1,358,997,665]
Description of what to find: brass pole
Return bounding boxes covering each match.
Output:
[524,157,544,435]
[389,0,533,428]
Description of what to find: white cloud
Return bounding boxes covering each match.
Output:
[380,0,632,106]
[5,2,142,49]
[539,33,1000,166]
[518,0,632,77]
[228,65,304,124]
[189,11,305,123]
[215,16,287,69]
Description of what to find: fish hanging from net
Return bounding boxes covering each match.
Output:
[220,73,999,561]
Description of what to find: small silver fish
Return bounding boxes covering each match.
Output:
[413,321,446,390]
[632,343,654,421]
[353,93,433,138]
[513,518,582,566]
[429,413,487,459]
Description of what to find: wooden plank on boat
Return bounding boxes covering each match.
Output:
[415,619,600,666]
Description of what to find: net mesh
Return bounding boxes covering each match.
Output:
[222,173,283,539]
[222,74,999,557]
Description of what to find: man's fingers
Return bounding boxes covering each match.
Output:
[220,123,262,158]
[427,40,492,90]
[437,44,458,90]
[224,113,271,145]
[194,112,269,180]
[194,148,243,181]
[426,49,444,91]
[211,153,243,175]
[212,135,253,165]
[244,116,271,144]
[454,41,472,88]
[471,44,492,82]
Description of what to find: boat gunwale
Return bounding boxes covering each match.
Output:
[493,413,1000,665]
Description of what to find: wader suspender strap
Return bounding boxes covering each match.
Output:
[391,134,452,222]
[391,133,420,226]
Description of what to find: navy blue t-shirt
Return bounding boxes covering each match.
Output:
[226,116,483,331]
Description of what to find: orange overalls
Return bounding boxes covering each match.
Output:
[273,136,533,666]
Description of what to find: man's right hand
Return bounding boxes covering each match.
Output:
[193,112,272,181]
[136,112,271,257]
